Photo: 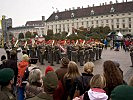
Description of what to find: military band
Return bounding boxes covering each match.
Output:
[4,40,104,66]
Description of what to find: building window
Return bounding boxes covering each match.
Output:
[96,20,98,24]
[67,20,69,21]
[129,24,131,28]
[122,13,125,15]
[96,16,98,18]
[111,19,113,23]
[117,19,119,22]
[129,30,131,32]
[129,18,131,21]
[129,13,131,15]
[117,25,119,28]
[111,15,113,17]
[123,19,125,22]
[106,20,108,23]
[92,21,93,24]
[82,22,84,25]
[77,19,78,20]
[86,18,88,19]
[112,25,114,29]
[101,16,103,18]
[106,15,108,17]
[117,14,119,16]
[123,24,125,28]
[91,17,93,19]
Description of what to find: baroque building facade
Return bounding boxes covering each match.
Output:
[45,1,133,35]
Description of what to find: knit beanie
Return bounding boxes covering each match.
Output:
[45,66,54,75]
[43,71,58,94]
[0,68,14,83]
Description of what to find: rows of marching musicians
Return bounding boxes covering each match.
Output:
[20,40,104,66]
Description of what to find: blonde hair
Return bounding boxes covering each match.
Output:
[84,62,94,73]
[129,76,133,86]
[90,74,106,89]
[28,69,42,84]
[65,61,80,82]
[22,54,29,61]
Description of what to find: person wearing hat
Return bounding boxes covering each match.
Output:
[111,76,133,100]
[0,68,16,100]
[27,71,58,100]
[55,57,70,83]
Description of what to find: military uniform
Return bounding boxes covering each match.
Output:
[89,47,94,62]
[84,47,89,63]
[71,45,78,63]
[79,46,84,66]
[67,45,72,61]
[95,44,99,60]
[0,87,16,100]
[55,46,61,64]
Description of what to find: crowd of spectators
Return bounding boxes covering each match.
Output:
[0,52,133,100]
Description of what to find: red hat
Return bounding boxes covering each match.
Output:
[45,66,54,75]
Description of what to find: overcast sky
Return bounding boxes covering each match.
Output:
[0,0,130,27]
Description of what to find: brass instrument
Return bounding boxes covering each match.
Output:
[24,41,27,49]
[52,40,55,47]
[82,40,85,46]
[14,40,18,47]
[75,40,78,46]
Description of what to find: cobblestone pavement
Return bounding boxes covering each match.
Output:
[0,48,132,83]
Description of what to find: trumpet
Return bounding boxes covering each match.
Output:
[82,40,85,46]
[14,40,18,47]
[24,41,27,48]
[52,40,55,47]
[75,40,78,46]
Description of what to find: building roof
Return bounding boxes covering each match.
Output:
[46,1,133,22]
[25,20,44,27]
[9,26,35,31]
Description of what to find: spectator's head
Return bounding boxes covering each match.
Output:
[1,55,6,61]
[61,57,70,67]
[83,62,94,74]
[65,61,80,82]
[90,74,106,89]
[129,76,133,86]
[45,66,54,75]
[29,58,38,64]
[28,69,42,85]
[103,60,123,89]
[10,50,17,60]
[0,68,14,87]
[42,71,58,94]
[22,54,29,62]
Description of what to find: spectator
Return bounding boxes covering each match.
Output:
[25,69,43,99]
[63,61,81,100]
[5,51,18,86]
[45,66,64,100]
[26,71,58,100]
[103,60,123,98]
[17,54,29,100]
[76,62,94,96]
[0,55,7,69]
[83,74,108,100]
[55,57,70,83]
[111,76,133,100]
[0,68,16,100]
[23,58,39,82]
